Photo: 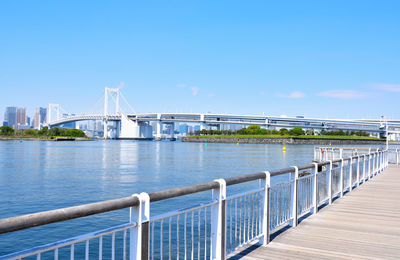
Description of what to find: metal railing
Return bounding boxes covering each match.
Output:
[388,148,400,165]
[0,149,390,260]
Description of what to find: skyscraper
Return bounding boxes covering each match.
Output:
[4,107,17,129]
[17,107,26,126]
[34,107,47,129]
[179,124,189,135]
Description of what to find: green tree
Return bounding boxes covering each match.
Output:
[289,127,305,136]
[0,126,14,136]
[64,129,86,137]
[37,127,49,136]
[24,129,36,136]
[247,125,261,135]
[236,128,248,135]
[279,128,289,135]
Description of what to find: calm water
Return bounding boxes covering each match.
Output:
[0,140,336,255]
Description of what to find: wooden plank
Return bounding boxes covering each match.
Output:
[229,165,400,260]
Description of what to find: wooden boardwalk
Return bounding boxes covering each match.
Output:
[230,165,400,260]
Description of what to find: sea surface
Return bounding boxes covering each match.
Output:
[0,140,383,256]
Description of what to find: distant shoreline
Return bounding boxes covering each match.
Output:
[0,136,92,141]
[182,136,386,145]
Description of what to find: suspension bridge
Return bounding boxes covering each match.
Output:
[45,87,400,140]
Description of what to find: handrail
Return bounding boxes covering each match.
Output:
[0,151,379,235]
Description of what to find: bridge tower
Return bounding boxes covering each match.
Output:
[48,104,61,124]
[103,88,121,139]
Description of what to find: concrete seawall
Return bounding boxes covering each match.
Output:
[182,136,385,145]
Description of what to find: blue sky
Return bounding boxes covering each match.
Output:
[1,0,400,121]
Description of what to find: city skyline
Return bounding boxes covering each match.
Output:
[1,1,400,122]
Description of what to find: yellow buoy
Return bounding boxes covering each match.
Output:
[236,142,239,146]
[282,142,286,152]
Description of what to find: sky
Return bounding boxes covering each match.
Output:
[1,0,400,121]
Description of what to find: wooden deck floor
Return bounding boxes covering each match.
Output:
[230,165,400,260]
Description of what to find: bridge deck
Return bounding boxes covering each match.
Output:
[230,165,400,260]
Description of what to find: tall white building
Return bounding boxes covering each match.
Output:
[17,107,26,126]
[34,107,47,129]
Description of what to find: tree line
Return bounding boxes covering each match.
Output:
[0,126,86,138]
[191,125,371,137]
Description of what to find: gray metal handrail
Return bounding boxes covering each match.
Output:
[0,152,380,235]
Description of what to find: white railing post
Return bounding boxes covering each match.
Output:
[382,151,385,171]
[386,150,389,168]
[377,151,380,173]
[211,179,226,260]
[349,157,353,191]
[383,150,386,168]
[396,149,399,165]
[356,156,360,187]
[339,148,343,159]
[368,153,372,180]
[130,192,150,260]
[260,171,271,246]
[340,159,344,197]
[372,152,375,177]
[368,153,374,179]
[363,155,366,182]
[328,160,333,204]
[291,166,299,227]
[376,150,379,174]
[312,163,319,213]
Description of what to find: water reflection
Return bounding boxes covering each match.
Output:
[3,140,382,255]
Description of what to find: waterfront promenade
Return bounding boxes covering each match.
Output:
[230,164,400,259]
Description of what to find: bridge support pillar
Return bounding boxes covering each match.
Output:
[103,120,108,139]
[115,121,120,139]
[170,122,175,141]
[200,114,206,130]
[155,121,162,141]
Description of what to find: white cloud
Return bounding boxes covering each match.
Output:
[177,83,186,88]
[289,91,305,98]
[316,90,366,99]
[191,86,199,96]
[208,93,215,98]
[372,83,400,93]
[276,91,305,98]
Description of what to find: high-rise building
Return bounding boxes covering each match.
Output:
[4,107,17,129]
[179,124,189,135]
[34,107,47,129]
[27,116,31,126]
[17,107,26,126]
